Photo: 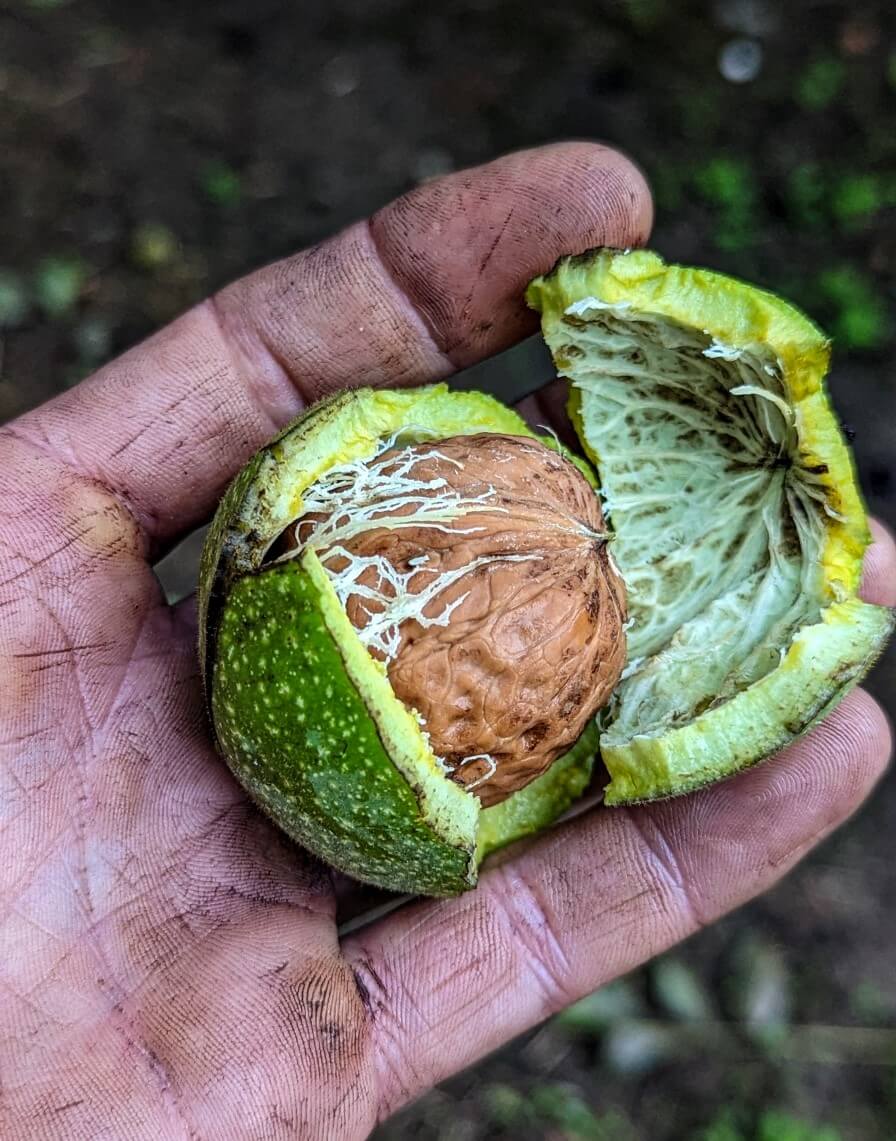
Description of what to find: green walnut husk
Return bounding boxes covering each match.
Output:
[200,249,893,896]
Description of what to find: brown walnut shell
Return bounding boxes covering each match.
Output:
[304,433,627,807]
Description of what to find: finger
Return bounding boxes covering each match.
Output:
[5,143,652,550]
[862,518,896,607]
[343,689,891,1120]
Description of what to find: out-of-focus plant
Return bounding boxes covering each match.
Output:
[785,165,826,230]
[651,958,713,1023]
[33,257,87,319]
[755,1111,840,1141]
[557,978,644,1035]
[131,223,179,271]
[796,55,846,111]
[482,1080,637,1140]
[693,157,759,251]
[818,265,889,350]
[697,1109,842,1141]
[727,936,791,1046]
[201,162,243,209]
[830,174,883,231]
[0,270,29,328]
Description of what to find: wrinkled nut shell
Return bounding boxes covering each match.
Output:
[304,434,627,806]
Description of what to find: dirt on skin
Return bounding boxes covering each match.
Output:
[1,2,894,1138]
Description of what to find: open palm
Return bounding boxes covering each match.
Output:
[2,144,893,1140]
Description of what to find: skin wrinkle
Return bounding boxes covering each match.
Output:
[60,718,202,1138]
[363,217,455,374]
[487,865,577,1011]
[0,495,279,1136]
[624,809,707,933]
[3,420,160,553]
[10,876,200,1138]
[214,221,452,410]
[0,427,153,573]
[449,204,518,357]
[202,293,303,431]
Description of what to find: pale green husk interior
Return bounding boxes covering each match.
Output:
[562,302,831,746]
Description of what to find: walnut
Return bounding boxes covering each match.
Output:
[296,433,627,807]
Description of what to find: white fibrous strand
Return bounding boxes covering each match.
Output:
[702,336,743,361]
[445,753,498,789]
[281,433,607,666]
[565,296,632,317]
[730,385,794,423]
[321,545,535,663]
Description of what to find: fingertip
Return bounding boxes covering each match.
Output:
[743,688,892,818]
[801,688,892,812]
[862,518,896,607]
[370,140,655,368]
[532,139,655,251]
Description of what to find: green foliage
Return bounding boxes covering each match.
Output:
[603,1019,677,1074]
[785,167,893,236]
[755,1111,840,1141]
[201,162,243,208]
[0,269,29,327]
[696,1109,841,1141]
[785,165,825,230]
[796,55,846,111]
[818,266,888,350]
[483,1082,635,1140]
[530,1084,603,1139]
[531,1084,636,1140]
[622,0,666,31]
[33,257,86,319]
[483,1083,531,1129]
[650,163,684,212]
[693,157,759,251]
[698,1109,745,1141]
[131,223,179,270]
[557,979,644,1035]
[726,936,791,1052]
[830,174,882,230]
[849,979,890,1023]
[694,157,753,210]
[651,957,713,1022]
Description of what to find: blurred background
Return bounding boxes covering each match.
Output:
[1,1,894,1137]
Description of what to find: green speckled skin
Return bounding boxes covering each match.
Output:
[213,560,475,894]
[199,393,350,704]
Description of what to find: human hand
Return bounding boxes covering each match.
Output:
[1,143,893,1140]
